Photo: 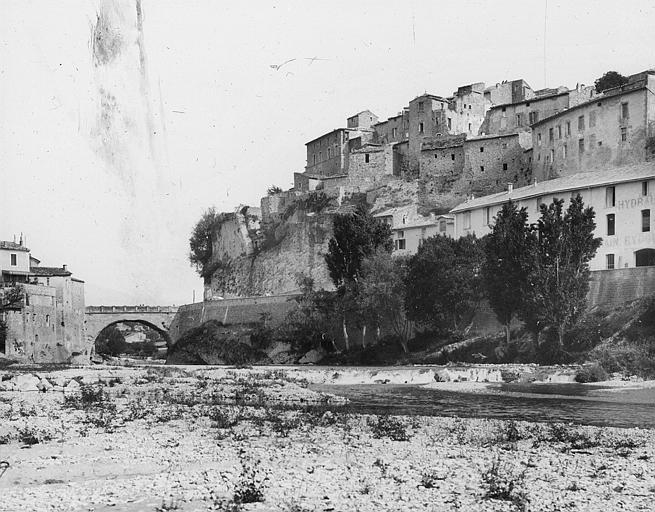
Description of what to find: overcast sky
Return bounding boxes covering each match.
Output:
[1,0,654,305]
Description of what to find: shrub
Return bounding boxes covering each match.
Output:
[481,457,529,510]
[233,449,266,504]
[368,416,411,441]
[575,363,608,383]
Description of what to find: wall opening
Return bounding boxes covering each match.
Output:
[635,248,655,267]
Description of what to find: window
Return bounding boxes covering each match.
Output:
[439,220,447,232]
[578,115,585,131]
[621,127,627,142]
[398,239,406,250]
[463,211,471,229]
[556,125,561,139]
[484,207,491,225]
[537,133,542,146]
[621,102,629,120]
[565,121,571,136]
[606,186,615,207]
[501,106,506,112]
[397,230,404,238]
[479,146,484,153]
[418,101,424,113]
[516,113,522,126]
[503,163,508,170]
[480,166,485,172]
[643,181,649,196]
[392,127,397,138]
[434,154,438,159]
[468,123,472,132]
[447,118,452,130]
[451,154,455,161]
[642,209,651,232]
[549,149,555,163]
[549,127,554,142]
[563,144,568,159]
[606,254,615,270]
[502,142,507,149]
[327,147,331,159]
[319,151,322,161]
[419,122,424,134]
[589,111,596,128]
[578,138,585,154]
[45,314,50,326]
[607,213,615,236]
[364,153,370,163]
[10,254,16,266]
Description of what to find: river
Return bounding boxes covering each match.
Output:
[313,382,655,429]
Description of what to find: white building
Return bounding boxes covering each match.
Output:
[374,204,454,255]
[450,163,655,270]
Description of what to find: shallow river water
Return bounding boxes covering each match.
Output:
[312,383,655,429]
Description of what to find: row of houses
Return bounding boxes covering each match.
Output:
[0,238,86,362]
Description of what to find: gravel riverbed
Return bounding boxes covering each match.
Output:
[0,365,653,511]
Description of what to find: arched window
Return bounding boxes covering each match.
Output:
[635,248,655,267]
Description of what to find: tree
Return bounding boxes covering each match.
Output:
[359,250,413,352]
[524,195,602,351]
[95,325,127,357]
[189,207,221,280]
[325,204,392,349]
[482,201,537,345]
[594,71,629,93]
[267,185,283,195]
[405,234,484,331]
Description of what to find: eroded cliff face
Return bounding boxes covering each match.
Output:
[205,209,334,298]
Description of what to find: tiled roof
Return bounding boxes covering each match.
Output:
[0,241,30,252]
[450,162,655,213]
[31,266,72,277]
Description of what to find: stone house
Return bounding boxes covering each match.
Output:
[450,163,655,271]
[531,71,655,180]
[0,239,85,362]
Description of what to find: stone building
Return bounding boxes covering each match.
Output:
[484,79,534,105]
[0,239,85,362]
[531,71,655,180]
[450,163,655,271]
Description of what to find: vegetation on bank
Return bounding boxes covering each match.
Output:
[183,193,654,378]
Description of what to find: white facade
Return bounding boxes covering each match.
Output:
[450,164,655,270]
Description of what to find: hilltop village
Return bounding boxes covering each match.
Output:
[202,69,655,300]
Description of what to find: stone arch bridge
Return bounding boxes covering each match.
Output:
[85,305,179,348]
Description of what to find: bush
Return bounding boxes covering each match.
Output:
[368,416,411,441]
[575,363,608,383]
[233,449,266,504]
[481,456,529,510]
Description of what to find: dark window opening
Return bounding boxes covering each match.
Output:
[365,153,370,163]
[451,154,455,161]
[10,254,17,266]
[480,166,485,172]
[606,186,615,207]
[606,254,615,270]
[480,147,484,152]
[607,213,615,236]
[643,181,649,196]
[642,209,651,232]
[636,248,655,267]
[503,163,508,170]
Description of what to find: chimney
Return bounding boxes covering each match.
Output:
[62,264,67,271]
[533,178,538,187]
[507,183,514,193]
[19,232,23,246]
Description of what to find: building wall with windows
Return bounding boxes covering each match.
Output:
[0,241,31,283]
[479,92,570,136]
[390,216,455,256]
[305,129,350,177]
[531,76,655,180]
[373,112,409,145]
[484,79,535,106]
[450,165,655,271]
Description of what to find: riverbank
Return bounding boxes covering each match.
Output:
[0,365,654,511]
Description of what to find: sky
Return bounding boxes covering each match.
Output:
[1,0,654,306]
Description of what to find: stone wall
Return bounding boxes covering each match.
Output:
[205,209,334,299]
[588,266,655,307]
[169,294,299,343]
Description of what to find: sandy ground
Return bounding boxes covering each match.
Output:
[0,365,654,511]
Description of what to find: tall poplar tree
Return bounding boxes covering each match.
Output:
[482,201,537,345]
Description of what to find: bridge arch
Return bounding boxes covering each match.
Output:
[85,306,178,358]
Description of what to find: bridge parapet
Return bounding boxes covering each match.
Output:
[86,305,179,314]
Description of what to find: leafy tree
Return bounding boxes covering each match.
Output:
[482,201,537,345]
[95,325,127,357]
[405,234,484,331]
[594,71,629,93]
[359,250,413,352]
[189,207,221,280]
[524,195,602,351]
[267,185,283,195]
[325,204,392,349]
